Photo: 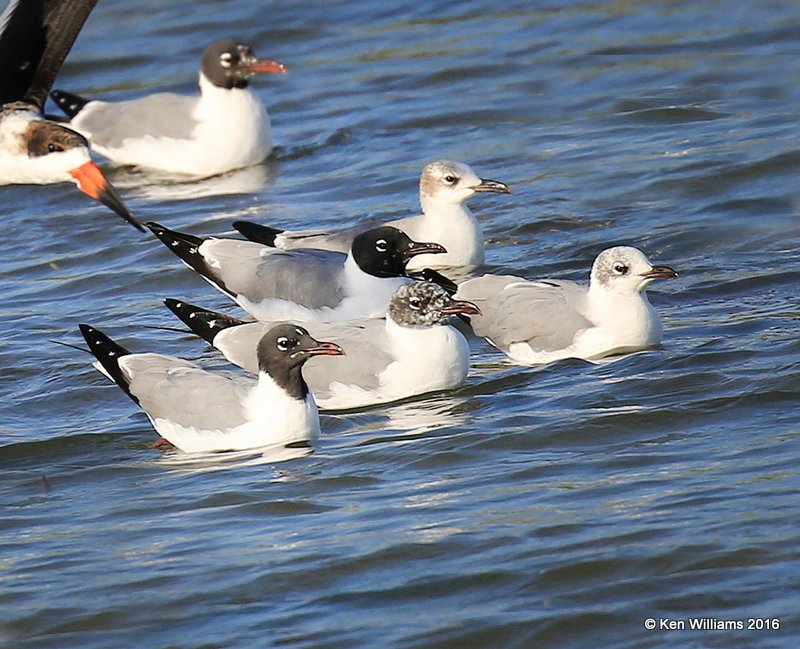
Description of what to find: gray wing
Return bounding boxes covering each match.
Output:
[214,319,391,395]
[121,353,252,431]
[213,323,271,373]
[275,225,361,253]
[267,215,424,254]
[301,320,390,396]
[76,93,199,147]
[200,239,346,308]
[457,275,592,352]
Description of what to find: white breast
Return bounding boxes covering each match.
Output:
[316,319,470,410]
[379,319,470,395]
[398,204,483,271]
[189,75,272,175]
[150,372,318,453]
[571,291,662,360]
[337,255,409,319]
[85,74,272,177]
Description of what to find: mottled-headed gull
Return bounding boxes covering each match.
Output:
[164,281,481,411]
[51,38,287,177]
[0,0,140,229]
[456,246,678,364]
[80,322,343,453]
[232,160,511,270]
[147,222,446,322]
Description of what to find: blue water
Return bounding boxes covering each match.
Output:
[1,0,799,647]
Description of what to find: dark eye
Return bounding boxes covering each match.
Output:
[47,143,63,153]
[220,53,233,68]
[409,297,424,310]
[375,238,388,252]
[276,336,295,351]
[613,263,629,275]
[443,175,458,184]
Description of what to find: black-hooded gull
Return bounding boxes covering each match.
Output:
[80,322,343,453]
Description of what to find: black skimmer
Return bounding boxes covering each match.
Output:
[0,0,140,229]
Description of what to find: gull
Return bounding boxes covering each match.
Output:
[0,0,140,229]
[147,221,446,322]
[232,159,511,270]
[51,38,287,177]
[79,322,343,453]
[456,246,678,364]
[164,281,481,411]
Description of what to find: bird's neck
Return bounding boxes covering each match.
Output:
[258,365,309,402]
[420,196,472,222]
[345,249,399,281]
[198,72,254,99]
[587,284,653,326]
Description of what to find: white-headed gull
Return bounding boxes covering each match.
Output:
[456,246,678,364]
[233,160,511,270]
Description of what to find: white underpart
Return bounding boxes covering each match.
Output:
[76,73,271,177]
[319,317,470,410]
[147,371,318,453]
[237,254,409,322]
[0,112,90,185]
[505,284,663,364]
[335,255,410,319]
[390,163,487,271]
[391,202,483,272]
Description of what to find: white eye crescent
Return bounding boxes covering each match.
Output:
[276,336,291,351]
[220,52,233,68]
[375,239,388,252]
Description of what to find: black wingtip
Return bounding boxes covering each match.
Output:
[408,268,459,295]
[50,89,89,119]
[232,220,283,247]
[163,298,245,344]
[145,221,202,246]
[78,324,139,404]
[146,220,204,261]
[146,222,235,298]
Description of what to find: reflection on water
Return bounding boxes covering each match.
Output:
[345,395,472,451]
[110,163,275,200]
[380,395,470,434]
[154,441,313,471]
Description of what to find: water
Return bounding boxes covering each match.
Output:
[1,0,799,647]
